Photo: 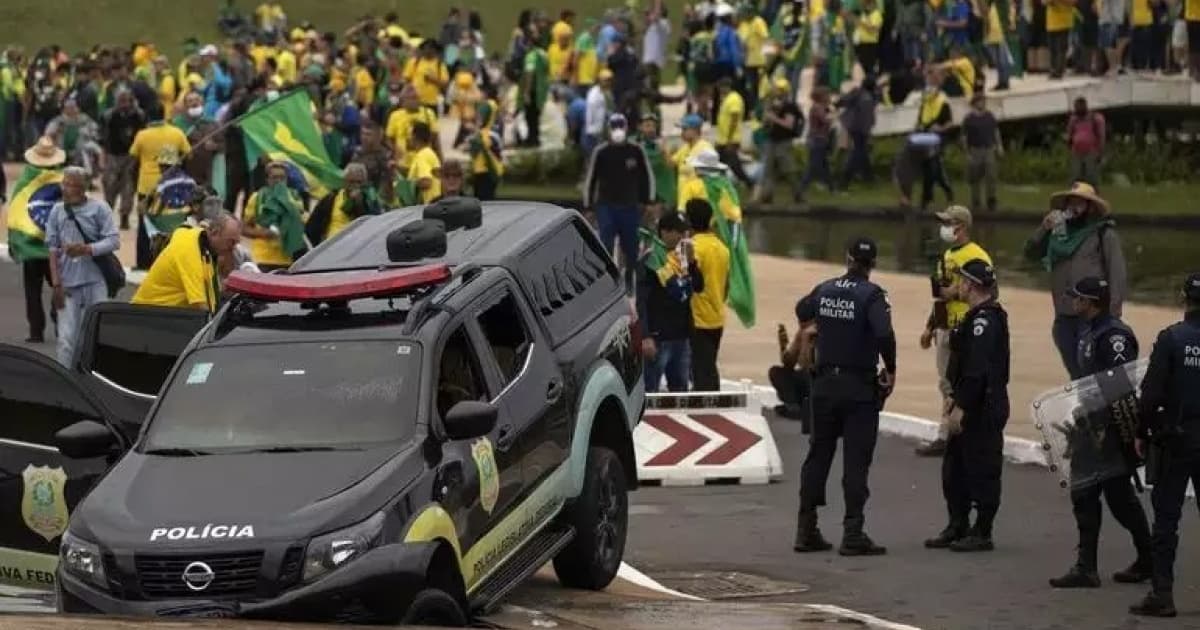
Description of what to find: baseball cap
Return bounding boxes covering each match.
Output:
[958,259,997,288]
[935,205,973,228]
[846,237,878,263]
[199,44,219,57]
[608,113,628,129]
[1184,273,1200,301]
[1068,276,1110,302]
[677,113,704,130]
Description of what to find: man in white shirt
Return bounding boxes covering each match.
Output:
[584,69,614,158]
[642,1,672,71]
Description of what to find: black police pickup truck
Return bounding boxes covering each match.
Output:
[0,199,644,625]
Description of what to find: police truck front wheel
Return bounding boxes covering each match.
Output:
[400,588,467,627]
[553,446,628,589]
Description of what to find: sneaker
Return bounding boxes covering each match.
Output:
[1049,566,1101,588]
[915,439,947,457]
[1130,591,1177,618]
[948,535,994,552]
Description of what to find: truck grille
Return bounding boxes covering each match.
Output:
[135,551,264,598]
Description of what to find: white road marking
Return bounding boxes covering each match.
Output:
[616,562,703,601]
[804,603,924,630]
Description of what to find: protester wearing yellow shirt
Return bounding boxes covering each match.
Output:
[737,5,770,110]
[249,43,274,73]
[129,116,191,199]
[1046,0,1076,78]
[408,123,441,204]
[276,47,297,84]
[548,31,575,83]
[714,78,752,187]
[575,22,599,91]
[940,47,976,97]
[241,163,304,269]
[154,57,177,115]
[852,0,884,76]
[352,56,376,109]
[385,87,439,169]
[684,198,731,391]
[670,114,715,210]
[404,42,449,111]
[132,216,241,312]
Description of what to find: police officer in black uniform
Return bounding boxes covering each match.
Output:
[793,237,896,556]
[1049,277,1153,588]
[924,259,1009,552]
[1130,273,1200,618]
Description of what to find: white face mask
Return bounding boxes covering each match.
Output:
[939,224,958,243]
[266,90,280,101]
[187,106,204,118]
[610,128,627,143]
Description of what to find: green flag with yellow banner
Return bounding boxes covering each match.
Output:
[240,90,343,198]
[700,174,756,328]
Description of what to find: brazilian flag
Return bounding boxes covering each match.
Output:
[239,89,343,198]
[700,175,756,328]
[6,166,63,262]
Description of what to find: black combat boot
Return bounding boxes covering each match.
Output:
[1049,565,1101,588]
[949,515,995,553]
[1113,557,1152,584]
[839,517,887,556]
[1130,591,1177,618]
[793,510,833,553]
[914,438,947,457]
[924,519,969,549]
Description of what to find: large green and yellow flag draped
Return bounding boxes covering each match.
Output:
[700,174,756,328]
[240,90,343,198]
[6,166,64,262]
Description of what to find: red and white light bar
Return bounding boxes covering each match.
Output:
[224,264,452,302]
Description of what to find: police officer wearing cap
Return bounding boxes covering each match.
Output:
[1130,273,1200,617]
[1049,276,1152,589]
[792,237,895,556]
[924,259,1009,552]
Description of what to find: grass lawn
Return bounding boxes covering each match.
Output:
[502,180,1200,217]
[0,0,691,59]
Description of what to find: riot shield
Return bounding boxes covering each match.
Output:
[1032,359,1147,491]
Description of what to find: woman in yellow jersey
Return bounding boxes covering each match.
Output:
[852,0,884,77]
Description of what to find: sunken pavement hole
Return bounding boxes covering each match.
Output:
[652,571,809,600]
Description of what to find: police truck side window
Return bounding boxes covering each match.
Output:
[477,291,532,386]
[436,328,487,420]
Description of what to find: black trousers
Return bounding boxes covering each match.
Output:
[135,196,152,270]
[921,154,953,208]
[690,327,723,391]
[1049,30,1070,77]
[942,419,1004,536]
[768,365,811,408]
[523,102,541,147]
[717,144,754,187]
[1150,447,1200,594]
[22,259,55,339]
[1071,475,1152,571]
[225,157,250,211]
[799,373,880,525]
[855,43,880,77]
[742,66,761,113]
[472,172,499,201]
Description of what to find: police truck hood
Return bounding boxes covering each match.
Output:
[72,445,423,547]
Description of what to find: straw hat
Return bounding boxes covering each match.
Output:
[24,136,65,168]
[1050,181,1110,215]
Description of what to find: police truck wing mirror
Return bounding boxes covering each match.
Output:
[443,401,499,441]
[55,420,117,460]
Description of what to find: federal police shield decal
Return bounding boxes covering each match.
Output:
[21,465,68,542]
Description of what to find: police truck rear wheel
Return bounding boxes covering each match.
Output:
[553,446,628,590]
[401,588,467,627]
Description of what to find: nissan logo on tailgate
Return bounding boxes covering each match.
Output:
[182,561,215,591]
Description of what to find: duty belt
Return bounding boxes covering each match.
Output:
[816,365,875,377]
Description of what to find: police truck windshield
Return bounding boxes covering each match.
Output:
[142,341,420,452]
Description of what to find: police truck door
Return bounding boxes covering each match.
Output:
[71,303,209,441]
[0,346,117,591]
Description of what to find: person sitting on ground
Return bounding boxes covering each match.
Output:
[132,211,242,313]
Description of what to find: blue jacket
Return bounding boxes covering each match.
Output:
[203,64,233,119]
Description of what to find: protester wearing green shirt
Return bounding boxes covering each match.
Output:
[519,24,550,148]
